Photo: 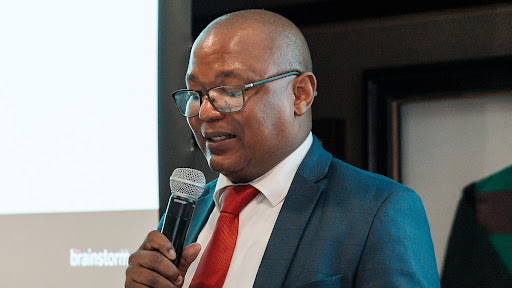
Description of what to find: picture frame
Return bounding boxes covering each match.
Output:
[364,55,512,274]
[365,55,512,181]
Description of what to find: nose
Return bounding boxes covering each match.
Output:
[198,96,224,121]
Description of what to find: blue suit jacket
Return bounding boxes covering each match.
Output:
[182,137,440,287]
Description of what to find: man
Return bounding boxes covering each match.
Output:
[126,9,440,288]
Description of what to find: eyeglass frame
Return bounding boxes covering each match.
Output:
[171,71,316,118]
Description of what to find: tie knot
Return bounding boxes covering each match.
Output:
[221,185,259,215]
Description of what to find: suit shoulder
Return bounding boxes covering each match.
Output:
[324,158,419,201]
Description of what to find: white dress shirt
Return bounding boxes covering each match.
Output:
[182,132,313,288]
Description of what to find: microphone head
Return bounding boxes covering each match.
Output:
[170,168,206,200]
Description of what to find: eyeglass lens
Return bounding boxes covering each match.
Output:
[174,85,244,117]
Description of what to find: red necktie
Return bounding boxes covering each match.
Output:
[189,185,259,288]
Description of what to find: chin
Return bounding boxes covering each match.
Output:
[206,154,224,171]
[207,155,245,180]
[207,157,232,174]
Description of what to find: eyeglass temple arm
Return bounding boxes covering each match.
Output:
[245,71,301,88]
[244,71,318,97]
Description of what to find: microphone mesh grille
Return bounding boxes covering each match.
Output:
[170,168,206,200]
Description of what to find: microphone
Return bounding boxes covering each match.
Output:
[160,168,205,265]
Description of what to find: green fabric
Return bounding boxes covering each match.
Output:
[489,234,512,276]
[475,164,512,193]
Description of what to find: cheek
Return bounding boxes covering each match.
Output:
[246,96,293,145]
[187,119,204,146]
[187,118,197,136]
[257,91,295,128]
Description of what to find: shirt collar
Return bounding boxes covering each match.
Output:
[213,132,313,208]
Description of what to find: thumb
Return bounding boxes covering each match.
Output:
[178,243,201,275]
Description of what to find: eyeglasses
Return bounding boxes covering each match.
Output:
[171,71,302,117]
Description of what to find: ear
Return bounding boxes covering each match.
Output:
[293,72,317,116]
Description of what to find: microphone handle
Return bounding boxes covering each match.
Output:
[161,195,196,265]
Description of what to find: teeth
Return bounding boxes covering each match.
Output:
[211,136,228,141]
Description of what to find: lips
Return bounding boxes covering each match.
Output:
[210,135,235,141]
[203,131,236,142]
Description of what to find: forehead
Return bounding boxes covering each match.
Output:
[186,26,275,83]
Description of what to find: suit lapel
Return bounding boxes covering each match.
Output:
[253,137,332,288]
[185,180,216,245]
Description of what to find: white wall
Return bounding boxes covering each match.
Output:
[400,93,512,273]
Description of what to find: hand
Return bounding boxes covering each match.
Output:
[125,230,201,288]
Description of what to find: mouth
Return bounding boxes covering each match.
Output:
[209,135,235,141]
[203,132,236,143]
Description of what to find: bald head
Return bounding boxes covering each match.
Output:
[194,9,313,73]
[184,9,317,182]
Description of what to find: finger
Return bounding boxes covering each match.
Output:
[178,243,202,274]
[125,263,173,288]
[125,282,150,288]
[140,230,176,261]
[125,279,151,288]
[129,250,181,284]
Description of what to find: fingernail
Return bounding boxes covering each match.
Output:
[169,248,176,259]
[176,275,183,284]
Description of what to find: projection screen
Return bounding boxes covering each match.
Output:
[0,1,159,287]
